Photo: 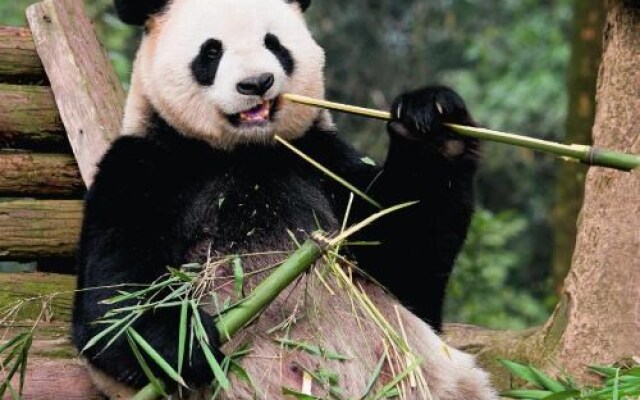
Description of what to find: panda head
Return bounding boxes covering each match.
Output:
[117,0,327,148]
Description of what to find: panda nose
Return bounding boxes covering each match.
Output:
[236,73,275,96]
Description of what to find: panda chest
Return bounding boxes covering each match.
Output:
[183,167,339,256]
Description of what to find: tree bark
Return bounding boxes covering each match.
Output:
[553,0,640,378]
[0,153,83,196]
[551,0,605,292]
[447,0,640,387]
[0,199,82,259]
[0,27,46,85]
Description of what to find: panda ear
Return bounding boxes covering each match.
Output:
[114,0,170,26]
[286,0,311,12]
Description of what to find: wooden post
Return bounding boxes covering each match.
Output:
[26,0,126,187]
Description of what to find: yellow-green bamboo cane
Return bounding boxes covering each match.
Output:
[283,93,640,172]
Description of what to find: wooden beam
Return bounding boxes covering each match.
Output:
[0,83,68,151]
[27,0,125,187]
[0,273,100,398]
[0,153,83,196]
[0,199,81,259]
[0,26,46,84]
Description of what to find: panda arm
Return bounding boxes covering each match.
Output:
[72,137,219,388]
[315,87,479,331]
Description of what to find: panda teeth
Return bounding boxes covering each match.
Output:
[239,100,271,123]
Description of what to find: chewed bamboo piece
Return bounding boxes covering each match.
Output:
[282,93,640,172]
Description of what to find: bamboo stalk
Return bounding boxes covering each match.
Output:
[283,93,640,172]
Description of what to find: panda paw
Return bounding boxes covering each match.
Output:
[388,86,477,158]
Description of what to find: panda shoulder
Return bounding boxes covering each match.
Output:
[90,136,170,199]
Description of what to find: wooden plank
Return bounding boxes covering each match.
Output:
[0,199,81,259]
[0,26,46,84]
[0,83,68,151]
[0,152,83,196]
[27,0,125,187]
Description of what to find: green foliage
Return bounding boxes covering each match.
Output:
[445,209,549,329]
[500,359,640,400]
[0,331,33,399]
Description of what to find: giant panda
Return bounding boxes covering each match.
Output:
[71,0,497,399]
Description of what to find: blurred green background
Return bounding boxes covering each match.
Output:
[0,0,605,330]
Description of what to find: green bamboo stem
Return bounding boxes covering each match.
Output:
[215,238,323,341]
[283,93,640,172]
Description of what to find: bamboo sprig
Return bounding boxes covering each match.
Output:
[132,202,416,400]
[283,93,640,172]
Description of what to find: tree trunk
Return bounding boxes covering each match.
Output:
[553,0,640,378]
[447,0,640,386]
[551,0,605,292]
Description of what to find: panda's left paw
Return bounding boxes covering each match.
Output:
[388,86,478,158]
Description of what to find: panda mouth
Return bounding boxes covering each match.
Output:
[228,98,279,126]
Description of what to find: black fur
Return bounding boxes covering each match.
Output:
[265,34,295,76]
[191,39,224,86]
[287,0,312,12]
[72,86,478,389]
[114,0,169,26]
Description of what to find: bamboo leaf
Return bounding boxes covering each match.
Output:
[0,332,28,354]
[500,359,543,386]
[359,353,386,400]
[199,339,230,390]
[19,333,32,395]
[177,300,188,375]
[126,331,169,396]
[282,387,321,399]
[589,365,619,378]
[190,301,230,390]
[127,327,186,387]
[168,267,194,283]
[275,338,351,361]
[540,390,581,400]
[371,358,422,400]
[500,389,553,399]
[528,365,566,392]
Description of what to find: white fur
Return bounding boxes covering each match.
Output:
[124,0,325,148]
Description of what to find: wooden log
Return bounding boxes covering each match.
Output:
[0,26,46,84]
[0,83,68,151]
[0,199,81,259]
[0,272,74,339]
[0,152,83,196]
[0,273,101,399]
[27,0,125,187]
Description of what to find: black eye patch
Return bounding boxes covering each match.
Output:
[191,38,224,86]
[264,33,295,76]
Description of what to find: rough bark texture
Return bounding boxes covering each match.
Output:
[551,0,605,292]
[0,26,46,84]
[0,153,83,196]
[27,0,125,186]
[0,199,82,259]
[554,0,640,378]
[0,83,68,151]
